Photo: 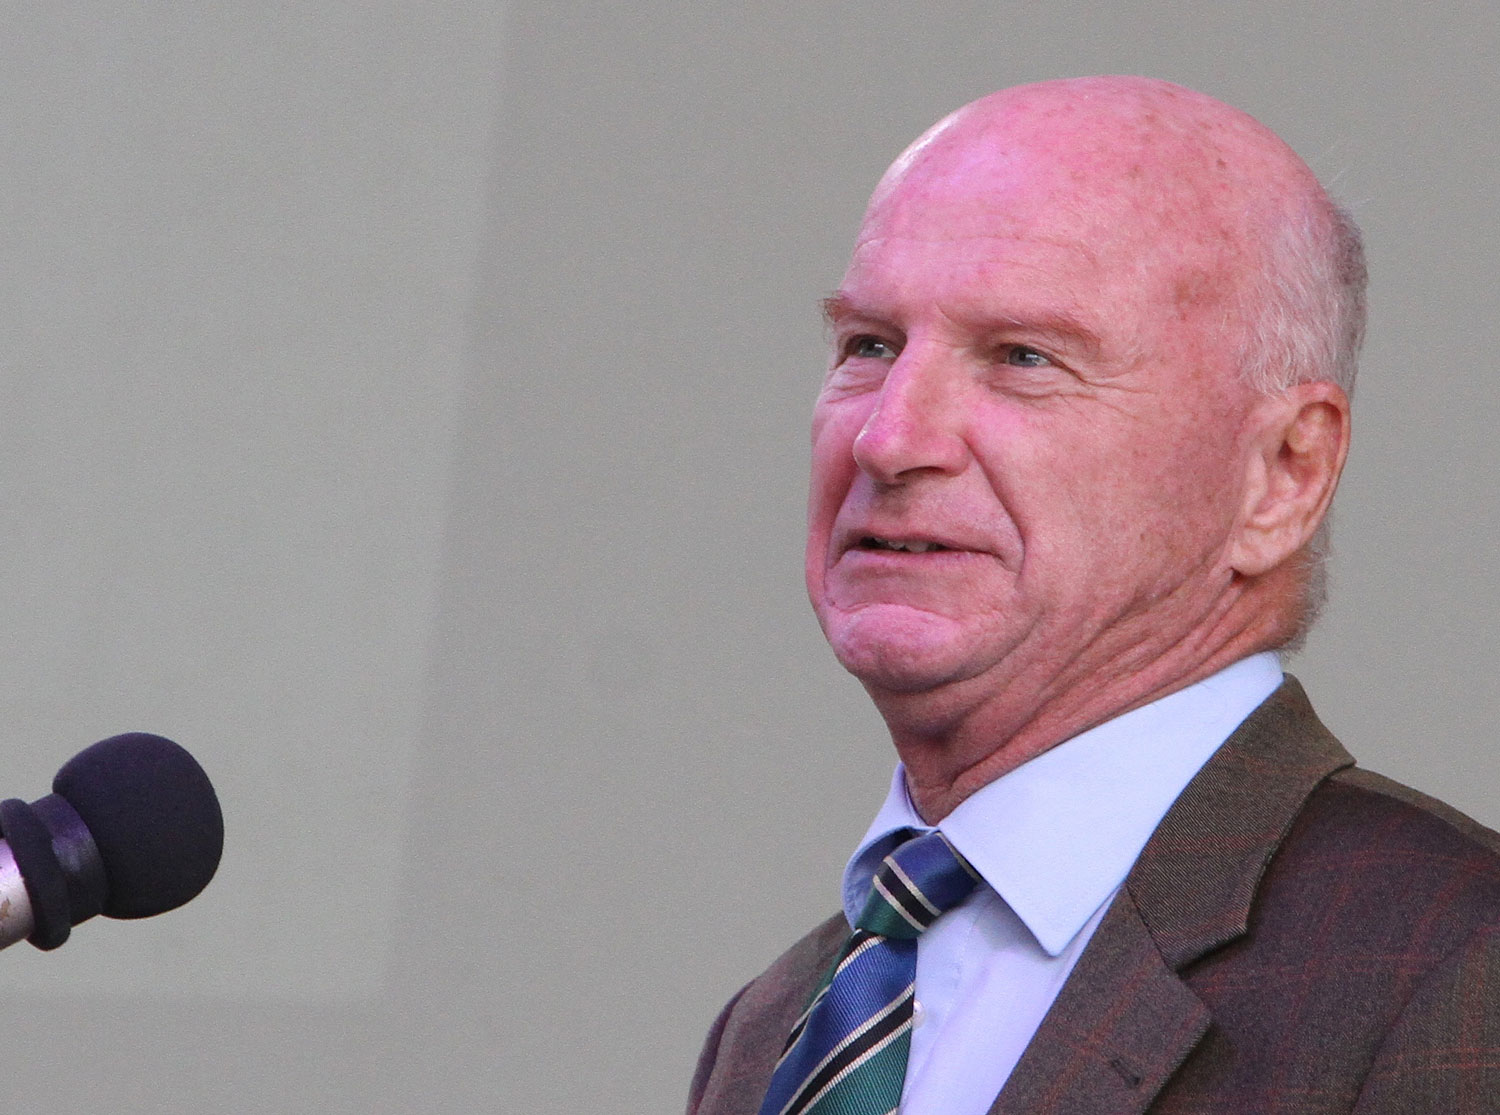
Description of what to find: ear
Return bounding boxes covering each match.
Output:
[1229,381,1351,578]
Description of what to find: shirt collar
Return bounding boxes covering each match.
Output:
[842,652,1284,956]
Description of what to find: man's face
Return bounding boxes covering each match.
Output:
[805,126,1261,710]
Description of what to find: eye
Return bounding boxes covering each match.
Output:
[1003,345,1051,367]
[846,335,899,361]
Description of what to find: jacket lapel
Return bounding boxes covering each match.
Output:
[989,677,1353,1115]
[987,889,1209,1115]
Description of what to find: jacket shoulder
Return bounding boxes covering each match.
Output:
[1275,766,1500,915]
[1327,767,1500,858]
[1249,765,1500,964]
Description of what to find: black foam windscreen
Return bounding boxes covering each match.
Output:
[51,733,224,919]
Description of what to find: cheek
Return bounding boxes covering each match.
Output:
[805,405,863,576]
[1146,395,1250,513]
[1090,420,1247,572]
[999,405,1237,572]
[807,406,863,519]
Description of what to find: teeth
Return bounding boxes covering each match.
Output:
[868,537,941,553]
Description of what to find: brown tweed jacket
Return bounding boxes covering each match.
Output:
[688,678,1500,1113]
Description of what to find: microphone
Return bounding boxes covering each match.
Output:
[0,733,223,951]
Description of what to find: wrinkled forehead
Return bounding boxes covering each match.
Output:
[860,79,1312,285]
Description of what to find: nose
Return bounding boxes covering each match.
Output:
[851,347,970,485]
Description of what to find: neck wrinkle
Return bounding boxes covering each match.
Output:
[884,590,1290,822]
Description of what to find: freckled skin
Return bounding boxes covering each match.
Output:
[806,77,1350,820]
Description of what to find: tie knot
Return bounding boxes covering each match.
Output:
[856,830,980,940]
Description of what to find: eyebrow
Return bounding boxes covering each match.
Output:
[992,311,1107,362]
[820,292,862,327]
[821,291,1109,362]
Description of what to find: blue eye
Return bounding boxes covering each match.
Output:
[1005,346,1050,367]
[849,336,898,360]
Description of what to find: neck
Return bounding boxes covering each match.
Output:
[875,586,1294,822]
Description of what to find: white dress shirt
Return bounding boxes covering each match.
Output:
[841,652,1284,1115]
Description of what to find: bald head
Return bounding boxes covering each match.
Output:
[878,77,1315,201]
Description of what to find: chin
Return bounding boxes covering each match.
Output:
[821,603,986,695]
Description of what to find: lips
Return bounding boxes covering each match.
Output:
[832,517,999,564]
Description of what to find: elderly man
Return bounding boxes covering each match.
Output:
[688,77,1500,1114]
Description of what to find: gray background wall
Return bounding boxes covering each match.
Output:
[0,3,1494,1111]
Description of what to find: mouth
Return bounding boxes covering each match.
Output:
[857,536,953,554]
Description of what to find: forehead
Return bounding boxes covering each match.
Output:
[865,150,1236,297]
[842,185,1225,368]
[840,226,1112,331]
[852,128,1272,361]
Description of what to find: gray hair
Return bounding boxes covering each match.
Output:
[1240,200,1367,398]
[1238,198,1367,648]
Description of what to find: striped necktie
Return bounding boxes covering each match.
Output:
[758,830,980,1115]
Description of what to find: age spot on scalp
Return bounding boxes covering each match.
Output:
[1173,269,1216,313]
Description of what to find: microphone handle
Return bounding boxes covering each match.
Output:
[0,840,36,950]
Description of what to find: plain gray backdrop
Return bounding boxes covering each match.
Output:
[0,3,1495,1111]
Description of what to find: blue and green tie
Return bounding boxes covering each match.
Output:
[758,830,980,1115]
